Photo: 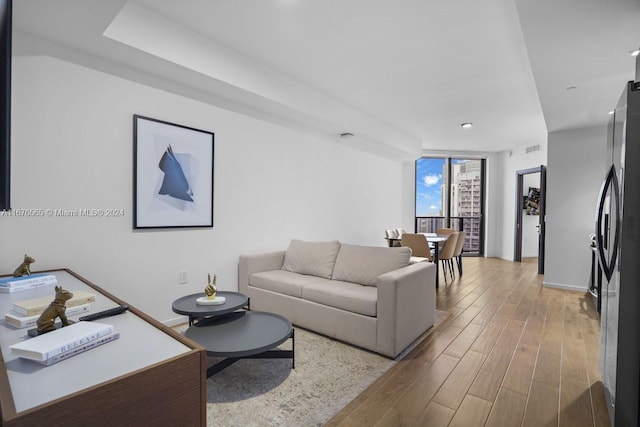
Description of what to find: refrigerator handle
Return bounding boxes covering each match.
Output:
[595,165,620,282]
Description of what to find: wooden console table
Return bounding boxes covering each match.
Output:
[0,269,206,427]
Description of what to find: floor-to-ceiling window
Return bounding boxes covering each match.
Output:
[415,157,485,255]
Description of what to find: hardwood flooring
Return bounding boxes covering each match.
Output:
[326,257,610,427]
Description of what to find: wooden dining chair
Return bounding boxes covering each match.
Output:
[400,233,433,264]
[452,231,466,275]
[436,228,456,235]
[438,232,459,281]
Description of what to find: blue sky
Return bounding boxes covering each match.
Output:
[415,158,444,216]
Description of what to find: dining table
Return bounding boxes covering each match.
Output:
[423,233,449,289]
[386,233,450,288]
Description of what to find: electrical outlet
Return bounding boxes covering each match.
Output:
[179,271,188,284]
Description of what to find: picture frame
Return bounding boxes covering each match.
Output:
[133,115,214,229]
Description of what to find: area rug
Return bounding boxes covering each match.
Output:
[174,313,445,427]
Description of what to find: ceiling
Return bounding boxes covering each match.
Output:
[11,0,640,159]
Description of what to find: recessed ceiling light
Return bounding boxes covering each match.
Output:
[608,110,615,115]
[460,123,473,129]
[630,48,640,57]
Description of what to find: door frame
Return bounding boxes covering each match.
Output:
[514,165,547,274]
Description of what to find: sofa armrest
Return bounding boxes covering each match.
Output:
[238,251,286,295]
[376,262,436,358]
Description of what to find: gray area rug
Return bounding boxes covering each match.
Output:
[174,317,443,426]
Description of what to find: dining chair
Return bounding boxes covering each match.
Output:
[452,231,466,275]
[400,233,433,264]
[436,228,456,235]
[385,229,401,247]
[438,232,459,281]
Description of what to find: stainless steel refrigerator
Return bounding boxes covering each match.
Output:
[596,78,640,426]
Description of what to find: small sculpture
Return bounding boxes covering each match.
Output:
[205,274,217,300]
[13,254,35,277]
[36,286,75,334]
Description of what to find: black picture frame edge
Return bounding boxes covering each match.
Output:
[132,114,214,230]
[0,0,11,212]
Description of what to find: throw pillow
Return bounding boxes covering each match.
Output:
[332,243,411,286]
[282,239,341,279]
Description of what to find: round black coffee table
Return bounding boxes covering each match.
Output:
[185,311,295,377]
[172,291,248,325]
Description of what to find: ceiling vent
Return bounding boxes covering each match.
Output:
[526,144,541,154]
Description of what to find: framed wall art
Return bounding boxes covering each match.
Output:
[133,115,214,229]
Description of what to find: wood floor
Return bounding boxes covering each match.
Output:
[326,257,610,427]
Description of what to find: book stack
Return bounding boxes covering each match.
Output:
[4,290,96,329]
[9,321,119,366]
[5,304,91,328]
[0,273,58,293]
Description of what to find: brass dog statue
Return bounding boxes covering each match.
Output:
[13,254,35,277]
[37,286,74,334]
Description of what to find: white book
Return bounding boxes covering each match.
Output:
[38,331,120,366]
[4,303,92,328]
[13,290,96,316]
[9,321,113,362]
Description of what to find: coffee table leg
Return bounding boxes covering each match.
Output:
[205,328,295,378]
[207,358,240,378]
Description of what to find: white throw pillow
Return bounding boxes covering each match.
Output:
[282,239,341,279]
[332,243,411,286]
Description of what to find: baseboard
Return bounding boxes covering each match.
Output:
[542,280,588,292]
[163,316,187,327]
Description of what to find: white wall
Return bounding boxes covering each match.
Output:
[544,125,607,290]
[522,173,541,257]
[1,56,405,324]
[492,142,547,260]
[401,161,417,232]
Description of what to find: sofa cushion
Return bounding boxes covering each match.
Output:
[281,239,341,279]
[250,270,324,298]
[301,280,377,317]
[332,244,411,287]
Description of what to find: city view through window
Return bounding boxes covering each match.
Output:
[415,158,484,254]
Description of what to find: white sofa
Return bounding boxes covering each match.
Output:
[238,239,436,358]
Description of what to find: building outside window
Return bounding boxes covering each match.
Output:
[416,158,485,255]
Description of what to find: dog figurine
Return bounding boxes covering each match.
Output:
[13,254,35,277]
[36,286,75,334]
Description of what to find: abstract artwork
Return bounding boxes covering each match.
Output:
[133,115,214,228]
[525,187,540,215]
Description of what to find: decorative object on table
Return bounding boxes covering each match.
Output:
[205,274,217,299]
[36,286,75,334]
[133,115,214,229]
[13,254,35,277]
[197,274,225,305]
[0,273,57,293]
